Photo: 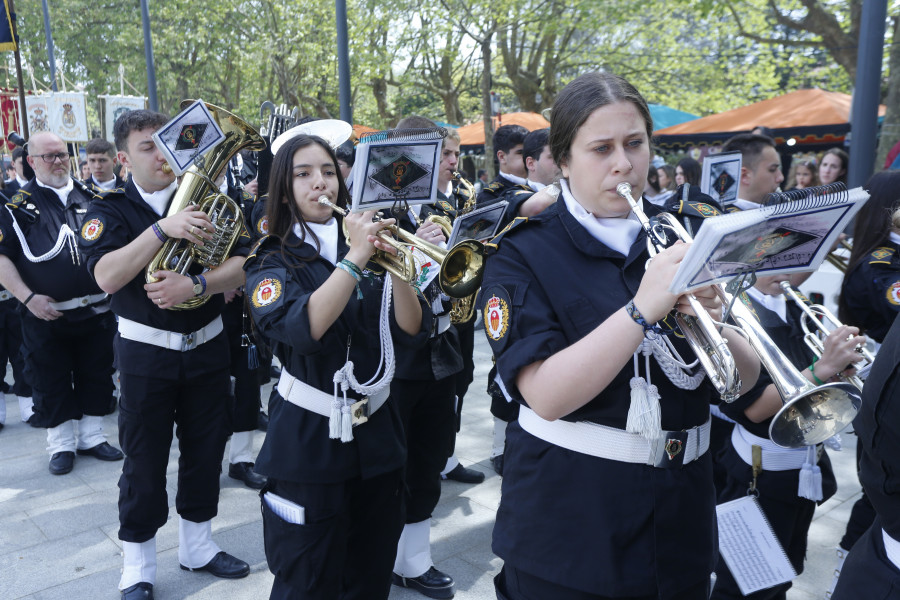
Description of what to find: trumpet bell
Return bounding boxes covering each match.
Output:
[440,240,485,298]
[768,382,861,448]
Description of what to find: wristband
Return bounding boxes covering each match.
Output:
[809,357,825,386]
[336,262,363,299]
[151,221,168,242]
[625,299,674,336]
[23,292,35,306]
[198,274,207,295]
[340,259,364,278]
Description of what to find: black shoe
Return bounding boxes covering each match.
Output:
[49,451,75,475]
[392,567,455,599]
[181,551,250,579]
[442,463,485,484]
[228,462,267,490]
[77,441,124,461]
[26,414,44,428]
[121,582,153,600]
[257,411,269,432]
[0,422,4,432]
[491,454,504,476]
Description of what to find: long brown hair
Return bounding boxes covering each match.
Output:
[264,133,350,262]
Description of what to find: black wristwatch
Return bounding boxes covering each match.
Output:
[190,275,203,297]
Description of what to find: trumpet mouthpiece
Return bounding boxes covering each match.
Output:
[161,162,172,174]
[616,182,632,198]
[317,195,330,205]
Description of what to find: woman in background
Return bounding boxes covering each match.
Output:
[675,156,701,186]
[819,148,849,187]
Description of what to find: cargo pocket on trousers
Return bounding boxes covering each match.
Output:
[261,495,336,593]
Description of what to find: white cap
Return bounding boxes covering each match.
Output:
[271,119,353,157]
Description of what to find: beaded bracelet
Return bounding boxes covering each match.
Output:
[808,357,825,385]
[151,221,168,242]
[625,299,673,336]
[336,262,363,299]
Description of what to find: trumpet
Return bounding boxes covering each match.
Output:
[616,183,861,448]
[779,281,873,391]
[317,196,485,299]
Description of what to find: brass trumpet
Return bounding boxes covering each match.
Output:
[617,183,861,448]
[317,196,485,299]
[779,281,873,391]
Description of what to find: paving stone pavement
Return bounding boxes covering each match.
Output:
[0,332,860,599]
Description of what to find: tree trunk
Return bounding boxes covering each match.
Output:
[876,16,900,170]
[481,33,495,180]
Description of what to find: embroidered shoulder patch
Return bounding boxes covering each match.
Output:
[437,200,455,214]
[81,217,104,242]
[680,201,720,218]
[251,274,283,310]
[886,281,900,306]
[870,246,895,263]
[483,285,511,348]
[256,216,269,236]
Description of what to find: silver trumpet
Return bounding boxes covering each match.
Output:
[779,281,873,391]
[616,183,861,448]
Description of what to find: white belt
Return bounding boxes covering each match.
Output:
[277,369,389,426]
[0,290,11,301]
[432,313,451,337]
[117,315,223,352]
[518,406,710,469]
[731,425,814,471]
[49,292,108,311]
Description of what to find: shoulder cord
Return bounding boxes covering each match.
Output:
[330,274,396,441]
[4,204,79,264]
[647,335,706,390]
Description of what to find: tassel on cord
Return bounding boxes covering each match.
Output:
[341,403,354,442]
[626,341,662,441]
[798,445,823,501]
[330,379,344,439]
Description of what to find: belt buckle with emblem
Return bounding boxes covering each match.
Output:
[350,397,370,426]
[181,332,196,352]
[654,430,689,469]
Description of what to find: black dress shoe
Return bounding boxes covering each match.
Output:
[26,414,44,428]
[228,462,267,490]
[121,582,153,600]
[257,410,269,432]
[49,451,75,475]
[76,441,124,461]
[181,551,250,579]
[442,463,485,484]
[392,566,455,599]
[491,454,504,476]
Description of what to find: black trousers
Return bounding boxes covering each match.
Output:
[264,470,405,600]
[832,518,900,599]
[117,365,230,543]
[839,442,876,551]
[22,311,115,428]
[392,375,456,523]
[0,303,31,397]
[495,565,710,600]
[223,299,262,433]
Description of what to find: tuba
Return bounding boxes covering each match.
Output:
[146,101,266,310]
[617,183,861,448]
[318,196,485,299]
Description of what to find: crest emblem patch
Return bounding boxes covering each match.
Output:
[665,438,684,460]
[252,277,283,308]
[887,282,900,306]
[257,216,269,235]
[81,218,104,241]
[484,294,509,341]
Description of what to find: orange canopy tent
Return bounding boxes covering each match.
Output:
[458,112,550,148]
[654,89,886,151]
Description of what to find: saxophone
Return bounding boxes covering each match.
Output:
[449,172,479,324]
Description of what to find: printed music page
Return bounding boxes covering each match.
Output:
[716,496,796,595]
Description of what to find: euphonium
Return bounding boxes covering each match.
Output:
[146,101,266,310]
[317,196,485,299]
[616,183,861,448]
[779,281,873,391]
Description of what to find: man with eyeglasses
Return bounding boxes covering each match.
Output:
[0,131,121,474]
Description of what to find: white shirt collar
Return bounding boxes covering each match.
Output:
[441,181,453,196]
[296,218,338,266]
[92,175,117,190]
[15,174,28,186]
[134,180,178,216]
[890,231,900,246]
[499,171,528,186]
[526,179,546,192]
[732,198,762,211]
[746,286,787,323]
[559,179,641,256]
[35,177,74,206]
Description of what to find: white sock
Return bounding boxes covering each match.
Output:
[46,420,76,455]
[491,417,507,458]
[441,455,459,477]
[229,430,254,464]
[394,519,432,578]
[120,539,157,590]
[76,415,107,450]
[178,518,221,569]
[17,395,33,422]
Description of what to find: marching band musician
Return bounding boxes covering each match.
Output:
[0,131,120,473]
[481,71,759,600]
[79,110,252,600]
[709,274,863,600]
[244,132,426,600]
[388,118,481,600]
[476,124,528,206]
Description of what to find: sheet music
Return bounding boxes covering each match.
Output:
[263,491,305,525]
[716,496,796,595]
